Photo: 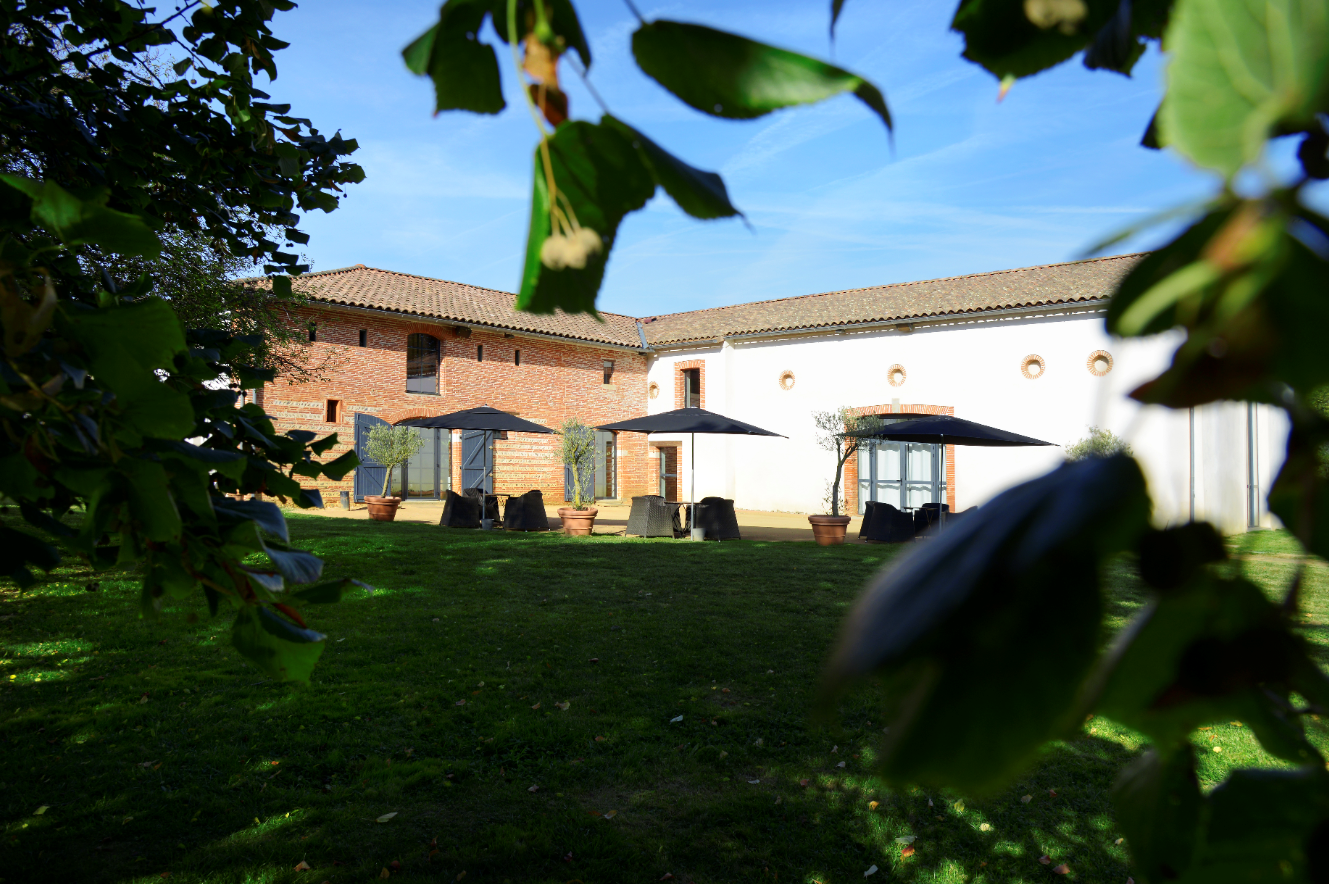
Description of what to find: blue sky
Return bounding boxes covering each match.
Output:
[265,0,1227,318]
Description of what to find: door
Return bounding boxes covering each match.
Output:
[593,430,616,499]
[903,442,939,509]
[461,429,493,492]
[856,438,937,511]
[405,428,450,499]
[354,412,391,501]
[658,446,678,499]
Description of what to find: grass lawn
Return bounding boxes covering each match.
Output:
[2,515,1327,884]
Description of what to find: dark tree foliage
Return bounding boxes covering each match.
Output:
[0,0,366,681]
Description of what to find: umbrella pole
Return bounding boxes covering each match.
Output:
[939,435,946,527]
[690,432,697,536]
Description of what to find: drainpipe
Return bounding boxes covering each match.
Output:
[1189,407,1195,522]
[1247,402,1259,529]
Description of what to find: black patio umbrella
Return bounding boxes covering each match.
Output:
[598,407,785,536]
[852,415,1054,526]
[398,405,555,434]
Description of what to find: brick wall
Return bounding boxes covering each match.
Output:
[673,359,706,409]
[261,306,651,504]
[842,403,956,514]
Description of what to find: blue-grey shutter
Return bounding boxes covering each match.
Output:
[461,430,494,492]
[353,412,391,501]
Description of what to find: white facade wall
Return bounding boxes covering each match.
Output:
[644,306,1288,534]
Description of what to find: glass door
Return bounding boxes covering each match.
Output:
[903,442,939,508]
[405,428,436,498]
[857,438,939,511]
[594,430,616,499]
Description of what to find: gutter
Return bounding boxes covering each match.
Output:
[647,298,1110,349]
[318,302,651,353]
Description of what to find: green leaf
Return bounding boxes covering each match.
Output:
[402,0,505,115]
[603,116,741,221]
[64,297,186,372]
[117,457,181,542]
[1177,767,1329,883]
[231,605,325,683]
[487,0,592,69]
[0,176,161,256]
[319,448,360,480]
[1093,572,1326,763]
[290,577,370,604]
[0,454,45,500]
[952,0,1170,81]
[1113,746,1203,884]
[517,119,656,315]
[212,497,289,542]
[155,440,247,482]
[0,523,60,588]
[1137,522,1227,591]
[260,538,324,584]
[1159,0,1329,177]
[631,21,891,133]
[825,455,1151,792]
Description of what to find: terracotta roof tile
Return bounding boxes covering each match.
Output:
[251,265,644,348]
[639,253,1142,345]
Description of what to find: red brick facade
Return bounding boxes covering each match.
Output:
[843,403,956,514]
[259,305,651,504]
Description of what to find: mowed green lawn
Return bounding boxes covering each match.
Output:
[2,514,1326,884]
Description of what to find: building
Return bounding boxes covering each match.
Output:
[257,257,1287,534]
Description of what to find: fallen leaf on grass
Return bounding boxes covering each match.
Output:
[748,779,760,785]
[531,703,541,710]
[1049,789,1058,797]
[594,736,605,742]
[868,801,879,811]
[775,795,782,805]
[895,836,916,845]
[1021,795,1032,803]
[1115,838,1125,845]
[555,701,570,711]
[800,779,810,787]
[1213,746,1223,753]
[954,800,965,812]
[528,785,539,793]
[455,700,465,707]
[138,761,158,769]
[603,810,617,819]
[864,865,879,877]
[379,870,389,880]
[376,813,397,823]
[1039,855,1052,865]
[980,823,992,832]
[669,715,683,723]
[455,873,466,882]
[927,798,934,807]
[589,658,599,663]
[294,861,311,871]
[139,694,149,704]
[719,751,728,759]
[1052,864,1069,875]
[34,805,48,815]
[660,875,674,881]
[837,762,846,768]
[901,846,915,858]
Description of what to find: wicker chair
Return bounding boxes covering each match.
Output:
[914,503,950,535]
[626,495,677,538]
[504,490,551,532]
[439,489,481,528]
[861,501,915,543]
[697,496,741,541]
[463,487,502,525]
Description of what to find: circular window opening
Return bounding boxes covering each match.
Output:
[1087,350,1114,376]
[887,364,907,387]
[1021,355,1046,380]
[648,382,660,399]
[778,370,796,391]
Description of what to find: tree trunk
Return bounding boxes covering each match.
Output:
[381,463,393,497]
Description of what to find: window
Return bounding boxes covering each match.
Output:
[406,333,440,394]
[682,368,700,408]
[603,359,615,385]
[594,430,616,499]
[477,344,484,362]
[514,349,521,366]
[358,329,367,347]
[325,399,341,422]
[308,323,317,342]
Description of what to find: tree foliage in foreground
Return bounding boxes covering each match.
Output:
[0,0,365,681]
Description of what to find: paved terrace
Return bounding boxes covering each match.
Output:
[297,501,864,543]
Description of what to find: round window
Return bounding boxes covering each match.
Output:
[887,364,907,387]
[778,370,796,391]
[1087,350,1113,376]
[648,382,660,399]
[1021,355,1046,379]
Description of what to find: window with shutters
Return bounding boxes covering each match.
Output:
[406,333,440,394]
[682,368,700,408]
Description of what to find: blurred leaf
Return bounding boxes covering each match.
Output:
[517,119,655,315]
[603,116,742,221]
[631,21,891,133]
[1093,572,1328,762]
[1137,522,1226,591]
[1269,416,1329,560]
[260,538,324,584]
[213,497,289,542]
[291,577,369,604]
[1113,746,1203,883]
[231,605,325,683]
[488,0,592,69]
[0,523,60,588]
[118,457,182,542]
[1159,0,1329,177]
[0,176,162,256]
[825,455,1151,791]
[64,298,185,372]
[319,448,360,481]
[402,0,504,115]
[831,0,849,36]
[951,0,1169,81]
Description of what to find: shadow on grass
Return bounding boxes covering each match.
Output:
[5,514,1135,883]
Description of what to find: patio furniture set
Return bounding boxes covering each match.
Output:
[624,495,741,540]
[439,487,552,531]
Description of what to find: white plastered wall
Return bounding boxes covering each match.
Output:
[644,307,1288,533]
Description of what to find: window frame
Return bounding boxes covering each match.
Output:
[406,333,441,395]
[682,368,701,408]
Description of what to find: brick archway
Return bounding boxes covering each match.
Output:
[843,403,956,514]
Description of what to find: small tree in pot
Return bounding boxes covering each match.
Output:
[809,408,881,545]
[363,425,423,522]
[558,418,598,535]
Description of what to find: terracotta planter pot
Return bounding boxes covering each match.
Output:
[808,514,851,546]
[365,495,402,522]
[558,506,599,536]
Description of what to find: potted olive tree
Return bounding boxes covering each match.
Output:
[809,408,881,545]
[557,417,598,535]
[363,424,422,522]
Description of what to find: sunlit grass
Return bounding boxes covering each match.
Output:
[0,513,1325,883]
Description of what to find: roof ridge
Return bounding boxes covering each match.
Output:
[641,252,1146,323]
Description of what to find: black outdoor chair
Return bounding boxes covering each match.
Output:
[504,490,551,532]
[463,488,502,525]
[861,501,916,543]
[859,501,881,539]
[439,489,481,528]
[626,495,679,538]
[914,503,950,535]
[696,496,741,541]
